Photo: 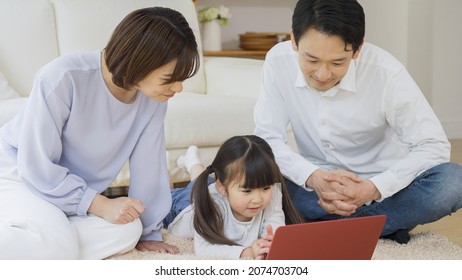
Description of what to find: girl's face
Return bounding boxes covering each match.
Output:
[218,181,273,222]
[135,59,184,102]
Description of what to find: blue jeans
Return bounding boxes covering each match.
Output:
[286,162,462,236]
[163,177,214,228]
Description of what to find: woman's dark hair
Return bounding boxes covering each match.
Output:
[292,0,365,53]
[192,135,305,246]
[104,7,199,90]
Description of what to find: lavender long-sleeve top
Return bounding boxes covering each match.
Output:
[0,51,171,241]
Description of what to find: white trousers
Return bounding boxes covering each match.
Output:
[0,145,142,260]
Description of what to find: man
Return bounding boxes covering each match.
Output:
[254,0,462,244]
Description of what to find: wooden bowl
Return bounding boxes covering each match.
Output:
[239,32,290,51]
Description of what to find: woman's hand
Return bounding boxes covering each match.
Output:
[136,241,179,254]
[88,194,145,224]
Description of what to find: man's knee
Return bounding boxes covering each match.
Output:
[417,162,462,213]
[432,162,462,193]
[432,162,462,177]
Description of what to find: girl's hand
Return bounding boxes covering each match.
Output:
[136,241,179,254]
[257,224,274,260]
[263,224,274,242]
[240,240,269,259]
[252,238,271,260]
[88,194,145,224]
[240,224,274,260]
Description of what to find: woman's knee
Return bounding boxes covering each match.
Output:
[98,218,143,259]
[69,215,143,259]
[93,217,143,249]
[118,218,143,245]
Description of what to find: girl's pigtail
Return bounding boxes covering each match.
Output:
[192,166,237,245]
[279,175,306,224]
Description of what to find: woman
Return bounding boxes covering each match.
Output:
[0,6,199,259]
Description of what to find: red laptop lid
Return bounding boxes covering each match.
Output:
[266,215,386,260]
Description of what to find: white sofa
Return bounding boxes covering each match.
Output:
[0,0,265,186]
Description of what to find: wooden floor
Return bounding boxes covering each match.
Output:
[411,139,462,246]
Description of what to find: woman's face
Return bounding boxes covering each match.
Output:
[135,59,184,102]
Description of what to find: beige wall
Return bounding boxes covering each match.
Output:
[198,0,462,139]
[432,0,462,139]
[198,0,297,49]
[359,0,462,139]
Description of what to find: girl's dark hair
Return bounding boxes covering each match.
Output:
[104,7,199,90]
[292,0,365,53]
[192,135,305,246]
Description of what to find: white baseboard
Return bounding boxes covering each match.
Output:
[442,119,462,139]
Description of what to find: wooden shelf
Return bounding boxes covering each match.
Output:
[203,49,267,59]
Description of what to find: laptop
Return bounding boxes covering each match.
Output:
[266,215,386,260]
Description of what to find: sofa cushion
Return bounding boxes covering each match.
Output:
[0,72,20,100]
[0,98,28,127]
[0,0,59,96]
[52,0,206,94]
[205,57,264,99]
[165,92,257,149]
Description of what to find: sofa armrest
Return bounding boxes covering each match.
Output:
[204,56,263,99]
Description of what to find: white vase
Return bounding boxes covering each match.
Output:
[202,20,222,51]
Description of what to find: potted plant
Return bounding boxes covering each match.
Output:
[198,5,231,51]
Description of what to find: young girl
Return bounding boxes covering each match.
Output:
[166,135,304,259]
[0,7,199,259]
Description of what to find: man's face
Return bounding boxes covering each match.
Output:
[292,28,361,92]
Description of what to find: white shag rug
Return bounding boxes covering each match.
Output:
[108,230,462,260]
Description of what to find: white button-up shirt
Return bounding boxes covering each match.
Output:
[254,41,450,201]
